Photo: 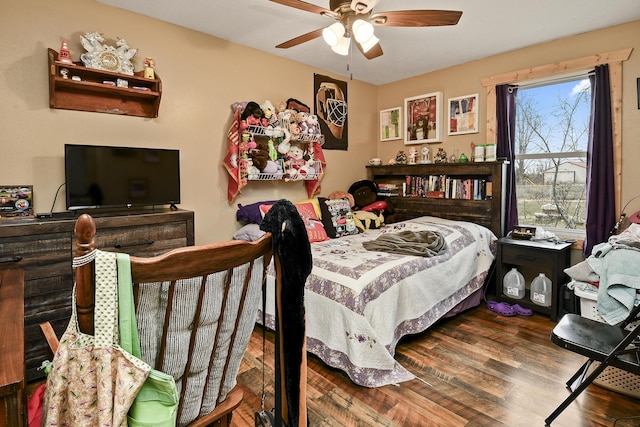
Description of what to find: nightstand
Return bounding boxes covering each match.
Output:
[495,237,572,321]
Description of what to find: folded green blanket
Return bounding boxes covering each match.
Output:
[362,230,446,257]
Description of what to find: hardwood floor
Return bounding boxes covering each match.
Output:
[232,305,640,426]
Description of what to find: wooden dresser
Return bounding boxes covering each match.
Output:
[0,209,194,381]
[0,269,25,427]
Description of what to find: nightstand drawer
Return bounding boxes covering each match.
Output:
[501,245,555,265]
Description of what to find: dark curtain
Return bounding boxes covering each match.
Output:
[496,84,518,235]
[583,65,616,256]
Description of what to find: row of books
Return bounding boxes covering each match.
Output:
[377,183,400,197]
[402,175,492,200]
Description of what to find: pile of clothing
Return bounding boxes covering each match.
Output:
[565,224,640,325]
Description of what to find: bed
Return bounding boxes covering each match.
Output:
[260,215,497,387]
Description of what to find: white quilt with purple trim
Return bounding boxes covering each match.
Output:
[262,216,497,387]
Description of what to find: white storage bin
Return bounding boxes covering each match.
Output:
[574,286,605,322]
[573,284,640,398]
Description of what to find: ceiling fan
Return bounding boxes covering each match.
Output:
[270,0,462,59]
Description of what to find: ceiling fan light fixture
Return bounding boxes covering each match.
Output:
[352,19,374,43]
[331,36,351,55]
[359,35,379,53]
[322,22,345,47]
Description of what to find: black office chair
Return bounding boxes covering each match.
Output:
[545,303,640,425]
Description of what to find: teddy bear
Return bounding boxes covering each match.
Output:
[284,143,315,181]
[247,138,270,171]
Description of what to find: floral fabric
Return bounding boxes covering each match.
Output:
[42,250,150,427]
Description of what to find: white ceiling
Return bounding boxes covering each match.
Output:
[96,0,640,85]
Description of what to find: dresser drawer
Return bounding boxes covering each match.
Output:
[88,221,189,257]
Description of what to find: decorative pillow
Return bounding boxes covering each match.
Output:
[318,197,360,238]
[259,202,329,243]
[236,200,278,224]
[295,198,322,219]
[328,191,354,208]
[233,223,266,242]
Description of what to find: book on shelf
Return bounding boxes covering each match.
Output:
[378,182,400,197]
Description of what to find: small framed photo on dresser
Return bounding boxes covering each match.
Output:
[0,185,33,218]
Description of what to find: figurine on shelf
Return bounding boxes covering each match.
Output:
[420,146,431,164]
[143,57,155,79]
[408,147,417,165]
[57,39,73,64]
[434,148,448,163]
[395,150,407,164]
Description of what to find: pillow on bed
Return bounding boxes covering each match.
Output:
[259,202,329,243]
[318,197,359,238]
[233,223,266,242]
[295,198,322,219]
[236,200,278,224]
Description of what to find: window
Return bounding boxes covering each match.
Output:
[514,76,591,236]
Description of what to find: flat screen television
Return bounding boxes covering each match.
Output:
[65,144,181,210]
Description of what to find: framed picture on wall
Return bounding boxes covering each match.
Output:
[448,93,479,135]
[404,92,442,144]
[379,107,402,141]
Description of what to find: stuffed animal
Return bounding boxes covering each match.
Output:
[267,139,278,161]
[296,111,310,134]
[240,132,257,155]
[247,138,270,171]
[353,210,384,232]
[241,101,267,128]
[306,114,321,135]
[261,100,279,127]
[284,143,315,181]
[275,100,287,114]
[262,159,283,176]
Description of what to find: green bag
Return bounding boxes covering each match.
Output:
[117,253,179,427]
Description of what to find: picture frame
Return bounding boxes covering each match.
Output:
[0,185,34,218]
[379,107,402,141]
[404,92,442,145]
[448,93,479,135]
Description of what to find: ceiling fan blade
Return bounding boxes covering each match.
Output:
[371,10,462,27]
[269,0,331,15]
[276,28,324,49]
[350,0,381,14]
[356,40,383,59]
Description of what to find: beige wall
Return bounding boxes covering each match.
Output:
[0,0,377,244]
[377,20,640,217]
[1,0,638,244]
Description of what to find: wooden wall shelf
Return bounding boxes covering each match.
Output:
[48,48,162,118]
